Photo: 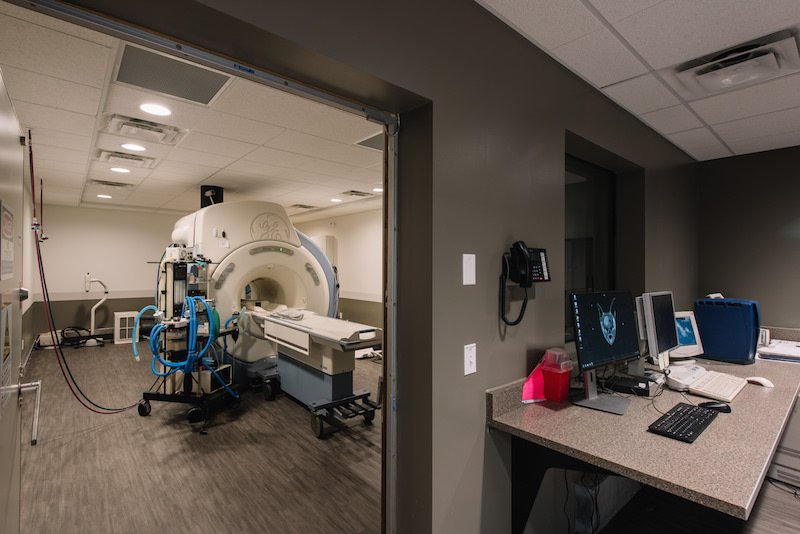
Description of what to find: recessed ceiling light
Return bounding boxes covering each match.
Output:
[121,143,146,151]
[140,103,171,116]
[331,198,343,203]
[97,194,112,199]
[372,187,384,193]
[110,167,131,173]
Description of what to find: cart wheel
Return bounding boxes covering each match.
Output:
[311,412,325,438]
[363,410,375,425]
[137,401,151,417]
[263,380,277,401]
[187,407,204,424]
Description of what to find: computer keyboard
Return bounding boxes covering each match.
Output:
[688,370,747,403]
[648,402,718,443]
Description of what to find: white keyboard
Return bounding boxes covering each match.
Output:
[688,370,747,403]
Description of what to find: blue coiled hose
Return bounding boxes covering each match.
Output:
[139,296,237,399]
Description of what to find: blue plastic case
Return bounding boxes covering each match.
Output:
[692,298,759,365]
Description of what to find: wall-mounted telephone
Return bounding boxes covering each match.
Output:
[502,241,551,288]
[500,241,550,326]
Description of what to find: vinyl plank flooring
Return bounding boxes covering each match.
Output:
[600,478,800,534]
[19,342,383,534]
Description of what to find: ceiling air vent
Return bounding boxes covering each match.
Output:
[87,179,135,190]
[341,190,374,197]
[116,44,231,105]
[674,32,800,97]
[98,150,155,168]
[104,115,184,145]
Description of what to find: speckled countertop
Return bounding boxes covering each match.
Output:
[486,358,800,520]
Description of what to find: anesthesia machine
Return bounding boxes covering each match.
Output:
[136,201,382,435]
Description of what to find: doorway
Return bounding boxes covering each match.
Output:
[5,2,396,532]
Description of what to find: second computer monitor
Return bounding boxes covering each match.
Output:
[636,291,679,370]
[671,310,704,359]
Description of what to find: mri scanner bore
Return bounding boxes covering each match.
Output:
[135,201,382,436]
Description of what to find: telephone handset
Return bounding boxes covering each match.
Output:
[502,241,551,288]
[500,241,550,325]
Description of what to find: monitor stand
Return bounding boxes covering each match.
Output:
[573,370,630,415]
[627,357,665,382]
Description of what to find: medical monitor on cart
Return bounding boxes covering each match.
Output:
[570,291,641,415]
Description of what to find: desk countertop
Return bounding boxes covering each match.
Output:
[486,358,800,520]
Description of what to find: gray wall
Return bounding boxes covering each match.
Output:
[55,1,701,532]
[699,146,800,327]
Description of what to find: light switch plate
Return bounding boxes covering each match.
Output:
[463,254,476,285]
[464,343,477,375]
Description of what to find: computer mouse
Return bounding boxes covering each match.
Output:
[745,376,775,388]
[699,401,731,413]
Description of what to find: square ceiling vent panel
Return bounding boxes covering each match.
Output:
[116,45,231,105]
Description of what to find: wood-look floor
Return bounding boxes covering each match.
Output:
[600,469,800,533]
[18,342,383,534]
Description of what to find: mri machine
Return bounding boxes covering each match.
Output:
[138,201,382,435]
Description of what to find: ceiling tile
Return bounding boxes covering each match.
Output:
[193,109,285,145]
[133,179,191,195]
[0,2,114,47]
[725,130,800,156]
[714,106,800,144]
[265,130,345,158]
[14,101,96,137]
[226,159,288,178]
[37,169,85,188]
[122,191,183,208]
[640,104,703,134]
[347,167,383,184]
[298,159,362,179]
[149,161,216,183]
[28,128,92,152]
[33,158,87,175]
[2,65,102,116]
[551,27,647,88]
[166,147,235,168]
[277,169,339,186]
[586,0,664,23]
[289,105,383,145]
[245,146,317,169]
[476,0,602,50]
[37,185,81,206]
[179,131,258,159]
[602,74,680,114]
[34,145,89,165]
[667,127,732,161]
[690,73,800,125]
[325,144,382,168]
[612,0,800,69]
[0,15,110,87]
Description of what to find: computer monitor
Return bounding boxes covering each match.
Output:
[570,290,641,415]
[669,310,704,359]
[635,291,679,371]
